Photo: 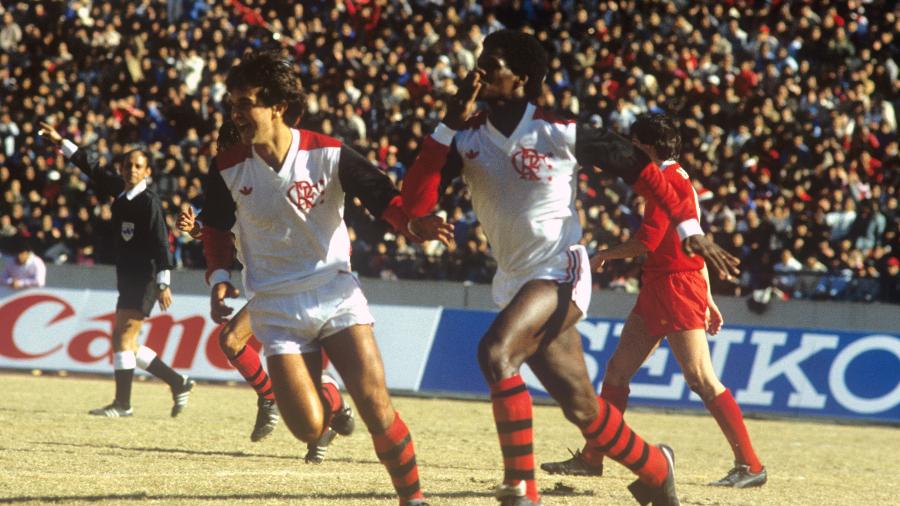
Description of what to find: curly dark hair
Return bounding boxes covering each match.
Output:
[225,50,306,126]
[482,30,548,100]
[630,113,682,161]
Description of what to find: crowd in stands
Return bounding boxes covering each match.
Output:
[0,0,898,303]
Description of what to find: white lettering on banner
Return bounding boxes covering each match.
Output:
[577,321,611,351]
[829,335,900,414]
[737,332,839,408]
[688,329,746,402]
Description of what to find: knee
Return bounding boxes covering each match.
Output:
[281,410,326,443]
[603,357,632,386]
[683,370,721,402]
[477,335,518,380]
[218,328,243,357]
[561,398,599,429]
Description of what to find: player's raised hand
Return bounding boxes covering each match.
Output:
[38,121,64,145]
[157,286,172,311]
[683,235,740,281]
[443,70,482,130]
[211,281,240,324]
[408,215,455,248]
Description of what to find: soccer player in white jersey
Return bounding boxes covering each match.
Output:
[200,51,447,506]
[402,30,739,506]
[176,121,349,462]
[543,113,766,489]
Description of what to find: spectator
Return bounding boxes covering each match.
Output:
[3,236,46,289]
[1,0,896,304]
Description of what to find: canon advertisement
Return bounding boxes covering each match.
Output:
[1,289,897,423]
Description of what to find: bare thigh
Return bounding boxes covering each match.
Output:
[266,351,327,442]
[478,280,581,383]
[322,324,395,433]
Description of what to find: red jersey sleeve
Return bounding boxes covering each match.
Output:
[635,197,670,252]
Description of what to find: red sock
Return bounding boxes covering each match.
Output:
[581,383,631,467]
[705,389,763,473]
[490,375,539,503]
[582,397,669,487]
[230,344,274,400]
[372,412,424,505]
[319,375,344,425]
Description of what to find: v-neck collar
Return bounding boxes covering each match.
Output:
[252,128,300,176]
[485,102,535,152]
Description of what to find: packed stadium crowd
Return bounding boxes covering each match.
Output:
[0,0,897,303]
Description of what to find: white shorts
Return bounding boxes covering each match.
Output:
[492,244,592,315]
[247,271,375,356]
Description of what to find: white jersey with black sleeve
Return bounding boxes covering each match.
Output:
[202,128,400,296]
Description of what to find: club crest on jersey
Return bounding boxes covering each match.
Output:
[464,149,479,159]
[121,221,135,242]
[287,179,326,211]
[511,147,553,181]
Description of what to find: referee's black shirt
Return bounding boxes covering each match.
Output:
[69,147,173,281]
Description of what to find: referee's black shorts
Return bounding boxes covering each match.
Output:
[116,275,159,317]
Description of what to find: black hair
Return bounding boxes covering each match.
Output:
[630,113,682,161]
[482,29,548,100]
[226,50,306,126]
[11,234,31,254]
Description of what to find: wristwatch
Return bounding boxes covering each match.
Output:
[157,283,169,291]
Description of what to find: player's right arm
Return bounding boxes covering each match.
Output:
[401,72,477,239]
[38,121,124,198]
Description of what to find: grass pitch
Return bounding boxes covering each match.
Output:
[0,373,895,505]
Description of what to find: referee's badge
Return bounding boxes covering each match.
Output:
[121,222,135,241]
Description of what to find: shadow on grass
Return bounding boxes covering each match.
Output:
[0,490,538,503]
[35,442,501,471]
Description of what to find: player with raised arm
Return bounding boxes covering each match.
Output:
[200,50,448,506]
[402,30,739,506]
[39,122,195,418]
[541,113,766,488]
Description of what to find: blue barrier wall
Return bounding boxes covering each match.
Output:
[420,309,900,424]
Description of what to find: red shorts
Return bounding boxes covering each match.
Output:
[633,270,708,337]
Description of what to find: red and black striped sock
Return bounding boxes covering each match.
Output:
[705,389,763,473]
[581,383,631,467]
[372,412,424,505]
[319,375,343,425]
[490,374,539,503]
[582,396,668,487]
[229,345,274,401]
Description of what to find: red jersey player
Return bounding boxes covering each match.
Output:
[542,113,766,488]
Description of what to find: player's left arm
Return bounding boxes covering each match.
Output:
[574,125,739,278]
[338,145,453,245]
[149,196,174,310]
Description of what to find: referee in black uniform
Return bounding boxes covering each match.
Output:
[40,121,195,418]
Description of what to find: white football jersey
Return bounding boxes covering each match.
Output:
[216,128,351,295]
[453,103,582,276]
